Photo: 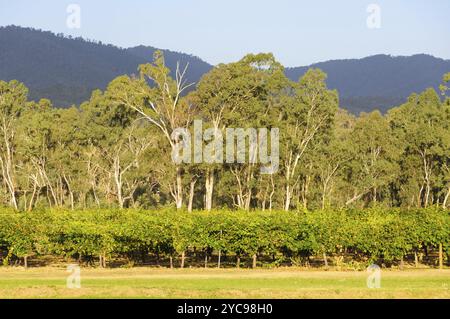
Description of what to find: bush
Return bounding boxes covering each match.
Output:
[0,207,447,268]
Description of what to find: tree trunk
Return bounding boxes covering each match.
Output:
[252,254,257,269]
[92,187,100,208]
[113,157,124,209]
[63,174,74,210]
[321,191,326,210]
[188,178,196,213]
[180,251,185,268]
[417,184,424,207]
[424,183,430,207]
[0,158,18,210]
[439,243,443,270]
[0,124,18,210]
[284,184,291,211]
[217,250,221,268]
[205,169,214,211]
[24,256,28,269]
[443,186,450,208]
[69,189,74,210]
[422,154,431,207]
[323,252,328,268]
[28,184,38,212]
[236,255,240,269]
[346,192,365,206]
[245,190,252,211]
[169,256,173,269]
[175,167,183,209]
[301,175,310,209]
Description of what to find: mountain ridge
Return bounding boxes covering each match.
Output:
[1,25,449,114]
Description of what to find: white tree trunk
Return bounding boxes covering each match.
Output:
[284,184,291,211]
[205,169,214,211]
[443,186,450,209]
[175,166,183,209]
[113,156,124,208]
[188,178,196,212]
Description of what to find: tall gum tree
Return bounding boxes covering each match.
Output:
[388,87,449,207]
[344,111,401,207]
[310,109,354,209]
[80,84,154,209]
[17,99,58,209]
[280,69,338,211]
[0,80,28,209]
[193,53,286,210]
[439,73,450,208]
[113,51,195,209]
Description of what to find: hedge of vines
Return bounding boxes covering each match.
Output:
[0,208,448,268]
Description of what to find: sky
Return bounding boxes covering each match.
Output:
[0,0,449,67]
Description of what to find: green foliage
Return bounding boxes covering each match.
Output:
[0,53,449,212]
[0,208,447,267]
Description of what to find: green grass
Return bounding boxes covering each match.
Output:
[0,267,448,298]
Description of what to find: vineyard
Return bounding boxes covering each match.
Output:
[0,208,448,269]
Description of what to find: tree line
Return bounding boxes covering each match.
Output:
[0,208,447,268]
[0,52,449,211]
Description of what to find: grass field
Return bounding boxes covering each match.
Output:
[0,267,448,299]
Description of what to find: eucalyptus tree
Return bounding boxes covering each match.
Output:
[225,54,285,210]
[16,98,55,209]
[320,109,355,208]
[80,83,153,209]
[388,87,449,207]
[193,53,286,210]
[311,109,354,209]
[113,52,195,209]
[192,55,259,210]
[49,106,86,209]
[0,80,28,209]
[344,111,401,207]
[439,73,450,208]
[16,99,85,209]
[279,69,338,211]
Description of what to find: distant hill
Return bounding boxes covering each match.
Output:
[1,26,449,113]
[285,54,450,113]
[0,26,213,106]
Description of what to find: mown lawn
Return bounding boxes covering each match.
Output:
[0,267,448,299]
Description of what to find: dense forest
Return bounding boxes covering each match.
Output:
[0,51,449,212]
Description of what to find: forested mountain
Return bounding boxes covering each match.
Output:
[1,25,449,113]
[285,54,450,113]
[0,26,212,106]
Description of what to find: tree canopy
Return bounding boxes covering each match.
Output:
[0,53,449,212]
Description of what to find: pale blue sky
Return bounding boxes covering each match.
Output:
[0,0,449,66]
